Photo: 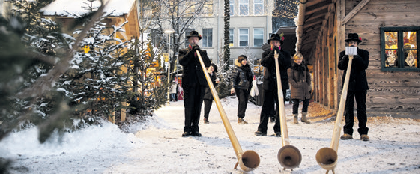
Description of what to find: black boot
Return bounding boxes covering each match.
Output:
[182,127,191,137]
[191,126,202,136]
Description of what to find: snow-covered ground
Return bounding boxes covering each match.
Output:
[1,97,420,174]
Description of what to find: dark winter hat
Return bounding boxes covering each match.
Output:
[268,33,284,45]
[345,33,362,43]
[238,55,247,62]
[186,30,202,40]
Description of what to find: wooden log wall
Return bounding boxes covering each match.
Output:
[313,3,338,110]
[344,0,420,117]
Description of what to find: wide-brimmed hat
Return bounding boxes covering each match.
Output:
[268,33,284,44]
[186,30,202,40]
[345,33,362,43]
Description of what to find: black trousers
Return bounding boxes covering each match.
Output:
[235,88,250,118]
[183,85,205,133]
[257,88,286,133]
[292,99,309,114]
[203,99,212,119]
[343,90,369,135]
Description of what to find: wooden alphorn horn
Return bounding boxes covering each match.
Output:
[315,55,354,174]
[274,50,302,170]
[196,50,260,172]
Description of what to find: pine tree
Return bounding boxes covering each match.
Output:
[56,18,131,123]
[223,0,230,72]
[126,37,166,117]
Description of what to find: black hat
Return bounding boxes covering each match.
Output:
[186,30,202,40]
[345,33,362,43]
[268,33,284,45]
[238,55,247,62]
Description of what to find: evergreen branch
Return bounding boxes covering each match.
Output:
[16,0,109,99]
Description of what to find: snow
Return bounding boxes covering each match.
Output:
[1,97,420,173]
[40,0,136,17]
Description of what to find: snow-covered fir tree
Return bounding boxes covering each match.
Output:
[56,17,130,123]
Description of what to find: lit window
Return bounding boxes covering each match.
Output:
[239,28,249,47]
[381,26,419,71]
[253,28,264,47]
[202,1,214,17]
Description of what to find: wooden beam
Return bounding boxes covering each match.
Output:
[310,3,334,63]
[341,0,370,25]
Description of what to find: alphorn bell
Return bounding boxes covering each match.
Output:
[274,50,302,170]
[196,50,260,172]
[315,55,354,174]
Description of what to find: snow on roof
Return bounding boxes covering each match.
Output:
[41,0,136,17]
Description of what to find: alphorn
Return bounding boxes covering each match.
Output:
[274,50,302,170]
[196,50,260,172]
[315,55,354,174]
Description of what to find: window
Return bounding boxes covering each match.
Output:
[254,0,264,15]
[151,29,160,47]
[229,0,234,16]
[381,26,419,71]
[202,1,214,17]
[202,28,213,47]
[239,28,249,47]
[184,29,194,48]
[229,29,234,47]
[239,0,248,16]
[253,28,264,47]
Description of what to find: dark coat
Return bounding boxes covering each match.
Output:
[288,63,311,100]
[231,59,253,90]
[261,48,291,91]
[203,72,217,100]
[178,46,211,88]
[338,48,369,91]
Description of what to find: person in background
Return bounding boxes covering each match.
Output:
[230,55,253,124]
[338,33,370,141]
[178,31,211,137]
[288,53,311,124]
[170,80,177,102]
[203,64,219,124]
[255,33,291,136]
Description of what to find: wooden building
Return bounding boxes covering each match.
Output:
[296,0,420,118]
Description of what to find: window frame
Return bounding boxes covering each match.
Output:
[229,0,234,16]
[239,0,249,16]
[202,28,213,48]
[239,28,249,47]
[380,26,420,71]
[254,0,264,15]
[229,28,234,47]
[253,28,264,47]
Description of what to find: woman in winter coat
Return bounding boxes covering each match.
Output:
[288,53,311,124]
[230,55,253,124]
[203,64,219,124]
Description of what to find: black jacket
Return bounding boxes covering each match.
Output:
[203,72,217,100]
[231,59,253,90]
[261,48,291,91]
[178,46,211,88]
[338,48,369,91]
